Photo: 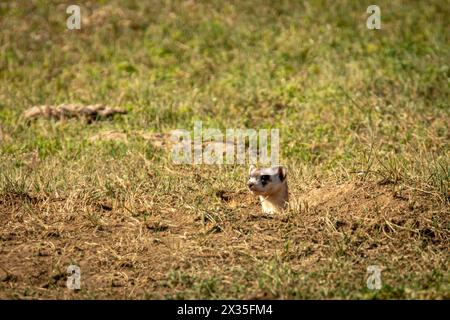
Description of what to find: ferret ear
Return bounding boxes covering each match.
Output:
[249,164,256,175]
[277,166,287,181]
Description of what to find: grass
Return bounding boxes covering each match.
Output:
[0,0,448,299]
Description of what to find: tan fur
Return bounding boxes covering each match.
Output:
[259,181,289,214]
[248,165,289,214]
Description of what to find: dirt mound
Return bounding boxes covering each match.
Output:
[294,181,448,242]
[88,131,173,150]
[23,104,127,122]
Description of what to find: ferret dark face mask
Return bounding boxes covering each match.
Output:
[247,165,287,196]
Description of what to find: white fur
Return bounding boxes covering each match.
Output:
[248,165,288,214]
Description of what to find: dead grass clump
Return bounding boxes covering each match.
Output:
[23,104,127,122]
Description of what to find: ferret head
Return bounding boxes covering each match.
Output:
[247,165,287,196]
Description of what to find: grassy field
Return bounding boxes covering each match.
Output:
[0,0,448,299]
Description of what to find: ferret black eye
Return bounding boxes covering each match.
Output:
[261,175,270,181]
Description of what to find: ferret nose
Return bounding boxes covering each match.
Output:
[247,182,254,188]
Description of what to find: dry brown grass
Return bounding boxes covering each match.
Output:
[0,167,448,299]
[0,0,448,299]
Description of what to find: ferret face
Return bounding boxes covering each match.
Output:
[247,165,287,196]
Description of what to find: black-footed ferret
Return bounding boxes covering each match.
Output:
[247,165,289,214]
